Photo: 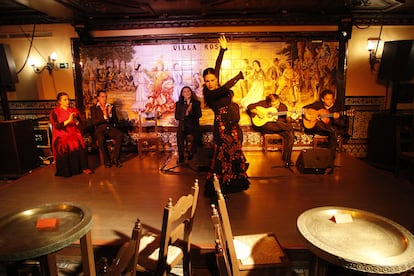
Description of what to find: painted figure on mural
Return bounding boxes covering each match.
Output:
[292,42,339,104]
[240,60,266,109]
[318,44,338,101]
[275,62,299,106]
[126,71,135,91]
[239,58,252,99]
[146,61,175,114]
[301,45,316,98]
[202,35,250,198]
[132,64,152,112]
[191,72,204,101]
[117,70,134,91]
[106,67,116,90]
[291,61,302,104]
[97,68,107,91]
[266,57,283,95]
[172,62,185,103]
[83,57,99,101]
[306,60,320,102]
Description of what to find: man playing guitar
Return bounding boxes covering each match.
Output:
[303,89,343,173]
[247,94,295,168]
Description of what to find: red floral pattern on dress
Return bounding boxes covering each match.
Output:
[50,106,85,157]
[206,105,249,194]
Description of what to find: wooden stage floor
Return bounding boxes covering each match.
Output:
[1,149,413,253]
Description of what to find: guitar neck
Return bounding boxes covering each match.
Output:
[269,111,288,116]
[319,110,348,118]
[320,113,335,119]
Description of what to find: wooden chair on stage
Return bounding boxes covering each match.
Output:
[210,175,291,276]
[104,219,142,276]
[263,133,284,154]
[104,180,199,276]
[135,179,199,276]
[136,110,162,155]
[312,134,329,149]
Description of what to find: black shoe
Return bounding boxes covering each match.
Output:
[104,162,112,168]
[177,157,184,164]
[112,160,122,167]
[324,167,334,175]
[285,160,294,168]
[187,153,193,160]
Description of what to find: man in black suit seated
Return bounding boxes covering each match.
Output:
[247,94,295,168]
[90,90,123,168]
[174,86,202,164]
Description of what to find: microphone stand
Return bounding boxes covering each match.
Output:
[160,100,197,174]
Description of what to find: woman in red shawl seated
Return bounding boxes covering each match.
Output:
[50,92,93,177]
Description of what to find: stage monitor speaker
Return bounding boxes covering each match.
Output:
[0,120,39,178]
[296,149,333,174]
[0,44,19,91]
[378,40,414,81]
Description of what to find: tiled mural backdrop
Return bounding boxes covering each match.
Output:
[79,40,339,127]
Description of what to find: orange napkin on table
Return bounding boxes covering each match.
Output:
[36,218,59,230]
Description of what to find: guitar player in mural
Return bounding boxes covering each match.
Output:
[302,89,353,173]
[247,94,295,168]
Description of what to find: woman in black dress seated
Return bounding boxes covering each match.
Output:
[175,86,202,164]
[50,92,92,177]
[203,35,250,196]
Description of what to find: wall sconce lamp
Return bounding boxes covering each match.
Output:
[367,38,381,71]
[32,52,58,74]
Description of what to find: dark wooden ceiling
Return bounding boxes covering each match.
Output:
[1,0,413,30]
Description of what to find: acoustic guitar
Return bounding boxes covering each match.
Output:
[303,108,355,129]
[251,106,299,127]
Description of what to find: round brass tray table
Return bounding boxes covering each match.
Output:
[297,206,414,274]
[0,202,95,275]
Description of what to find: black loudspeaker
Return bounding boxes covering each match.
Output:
[367,113,398,170]
[0,44,19,91]
[378,40,414,81]
[0,120,39,178]
[296,149,333,174]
